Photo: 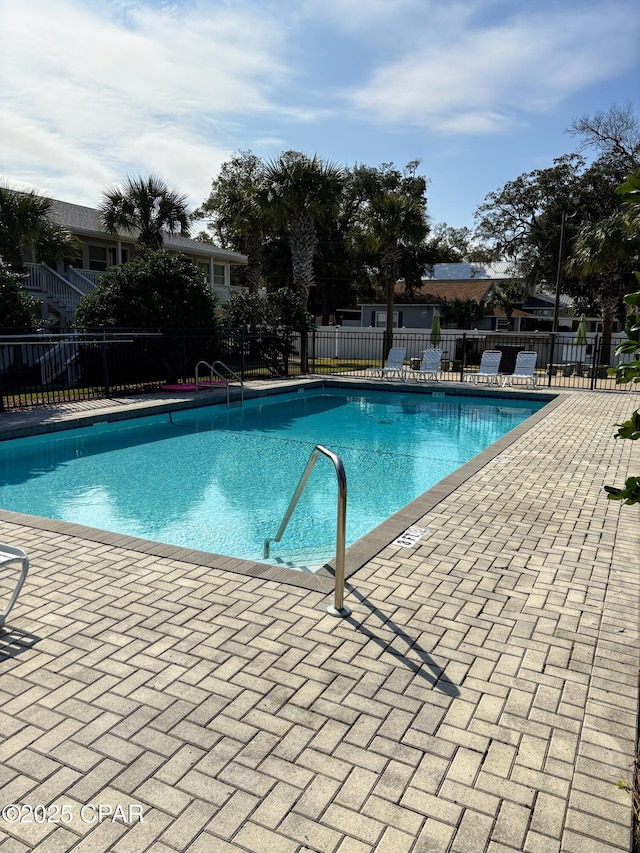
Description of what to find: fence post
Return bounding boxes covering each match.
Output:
[311,328,316,374]
[100,343,110,398]
[547,333,556,387]
[459,333,466,381]
[591,334,600,390]
[96,326,109,398]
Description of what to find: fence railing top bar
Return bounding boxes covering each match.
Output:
[0,331,164,341]
[0,337,136,346]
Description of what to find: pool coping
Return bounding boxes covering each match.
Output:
[0,378,561,597]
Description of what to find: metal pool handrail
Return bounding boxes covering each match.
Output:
[264,444,351,618]
[195,360,244,407]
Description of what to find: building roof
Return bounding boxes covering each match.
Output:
[48,198,247,264]
[392,279,495,303]
[528,290,574,309]
[426,262,514,280]
[490,307,538,318]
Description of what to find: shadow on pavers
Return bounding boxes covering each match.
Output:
[0,628,41,661]
[344,583,460,697]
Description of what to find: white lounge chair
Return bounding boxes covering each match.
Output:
[365,347,406,379]
[0,544,29,629]
[464,350,502,385]
[502,351,538,388]
[403,348,443,381]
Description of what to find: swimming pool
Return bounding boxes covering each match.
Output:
[0,386,546,571]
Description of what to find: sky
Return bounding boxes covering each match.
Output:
[1,0,638,232]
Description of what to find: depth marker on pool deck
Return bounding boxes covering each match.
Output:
[393,526,428,548]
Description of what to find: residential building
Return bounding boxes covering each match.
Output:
[21,196,247,326]
[357,262,575,331]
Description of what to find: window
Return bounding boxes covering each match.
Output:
[88,245,108,271]
[64,250,84,271]
[495,317,509,330]
[107,247,128,266]
[375,311,398,328]
[213,264,225,286]
[197,262,210,282]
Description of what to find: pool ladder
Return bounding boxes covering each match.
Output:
[264,445,351,617]
[195,360,244,407]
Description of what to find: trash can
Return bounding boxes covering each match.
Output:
[410,357,421,370]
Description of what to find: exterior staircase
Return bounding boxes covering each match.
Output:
[25,264,99,326]
[24,262,240,326]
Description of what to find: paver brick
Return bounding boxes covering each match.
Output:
[446,747,484,786]
[158,799,217,849]
[451,808,495,853]
[232,820,298,853]
[322,803,385,845]
[413,818,456,853]
[250,781,300,829]
[401,786,462,825]
[564,807,630,849]
[106,753,164,798]
[294,774,341,820]
[561,828,629,852]
[207,790,261,841]
[374,825,417,853]
[279,811,343,852]
[111,808,174,853]
[491,800,531,848]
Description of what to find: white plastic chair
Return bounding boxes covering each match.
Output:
[365,347,406,379]
[502,351,538,388]
[0,545,29,629]
[464,350,502,385]
[403,348,443,381]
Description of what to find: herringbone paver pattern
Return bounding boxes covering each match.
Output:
[0,386,638,852]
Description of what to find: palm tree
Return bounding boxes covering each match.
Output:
[357,190,428,356]
[100,175,190,250]
[0,183,79,271]
[484,279,529,330]
[566,209,640,366]
[430,309,442,347]
[259,152,346,370]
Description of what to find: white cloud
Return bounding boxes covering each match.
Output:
[1,0,638,228]
[117,128,233,207]
[0,0,289,206]
[252,136,288,149]
[1,0,286,117]
[301,0,421,35]
[346,3,639,134]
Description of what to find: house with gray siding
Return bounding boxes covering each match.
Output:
[358,262,572,331]
[21,195,247,326]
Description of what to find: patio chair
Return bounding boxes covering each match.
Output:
[365,347,406,379]
[0,544,29,629]
[464,350,502,385]
[403,348,443,381]
[502,351,538,388]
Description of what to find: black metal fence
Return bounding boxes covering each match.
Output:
[0,327,302,411]
[308,329,628,391]
[0,327,635,411]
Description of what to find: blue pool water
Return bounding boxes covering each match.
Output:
[0,388,544,570]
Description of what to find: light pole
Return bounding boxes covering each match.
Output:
[552,210,575,332]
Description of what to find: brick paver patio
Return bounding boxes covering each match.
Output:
[0,382,638,852]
